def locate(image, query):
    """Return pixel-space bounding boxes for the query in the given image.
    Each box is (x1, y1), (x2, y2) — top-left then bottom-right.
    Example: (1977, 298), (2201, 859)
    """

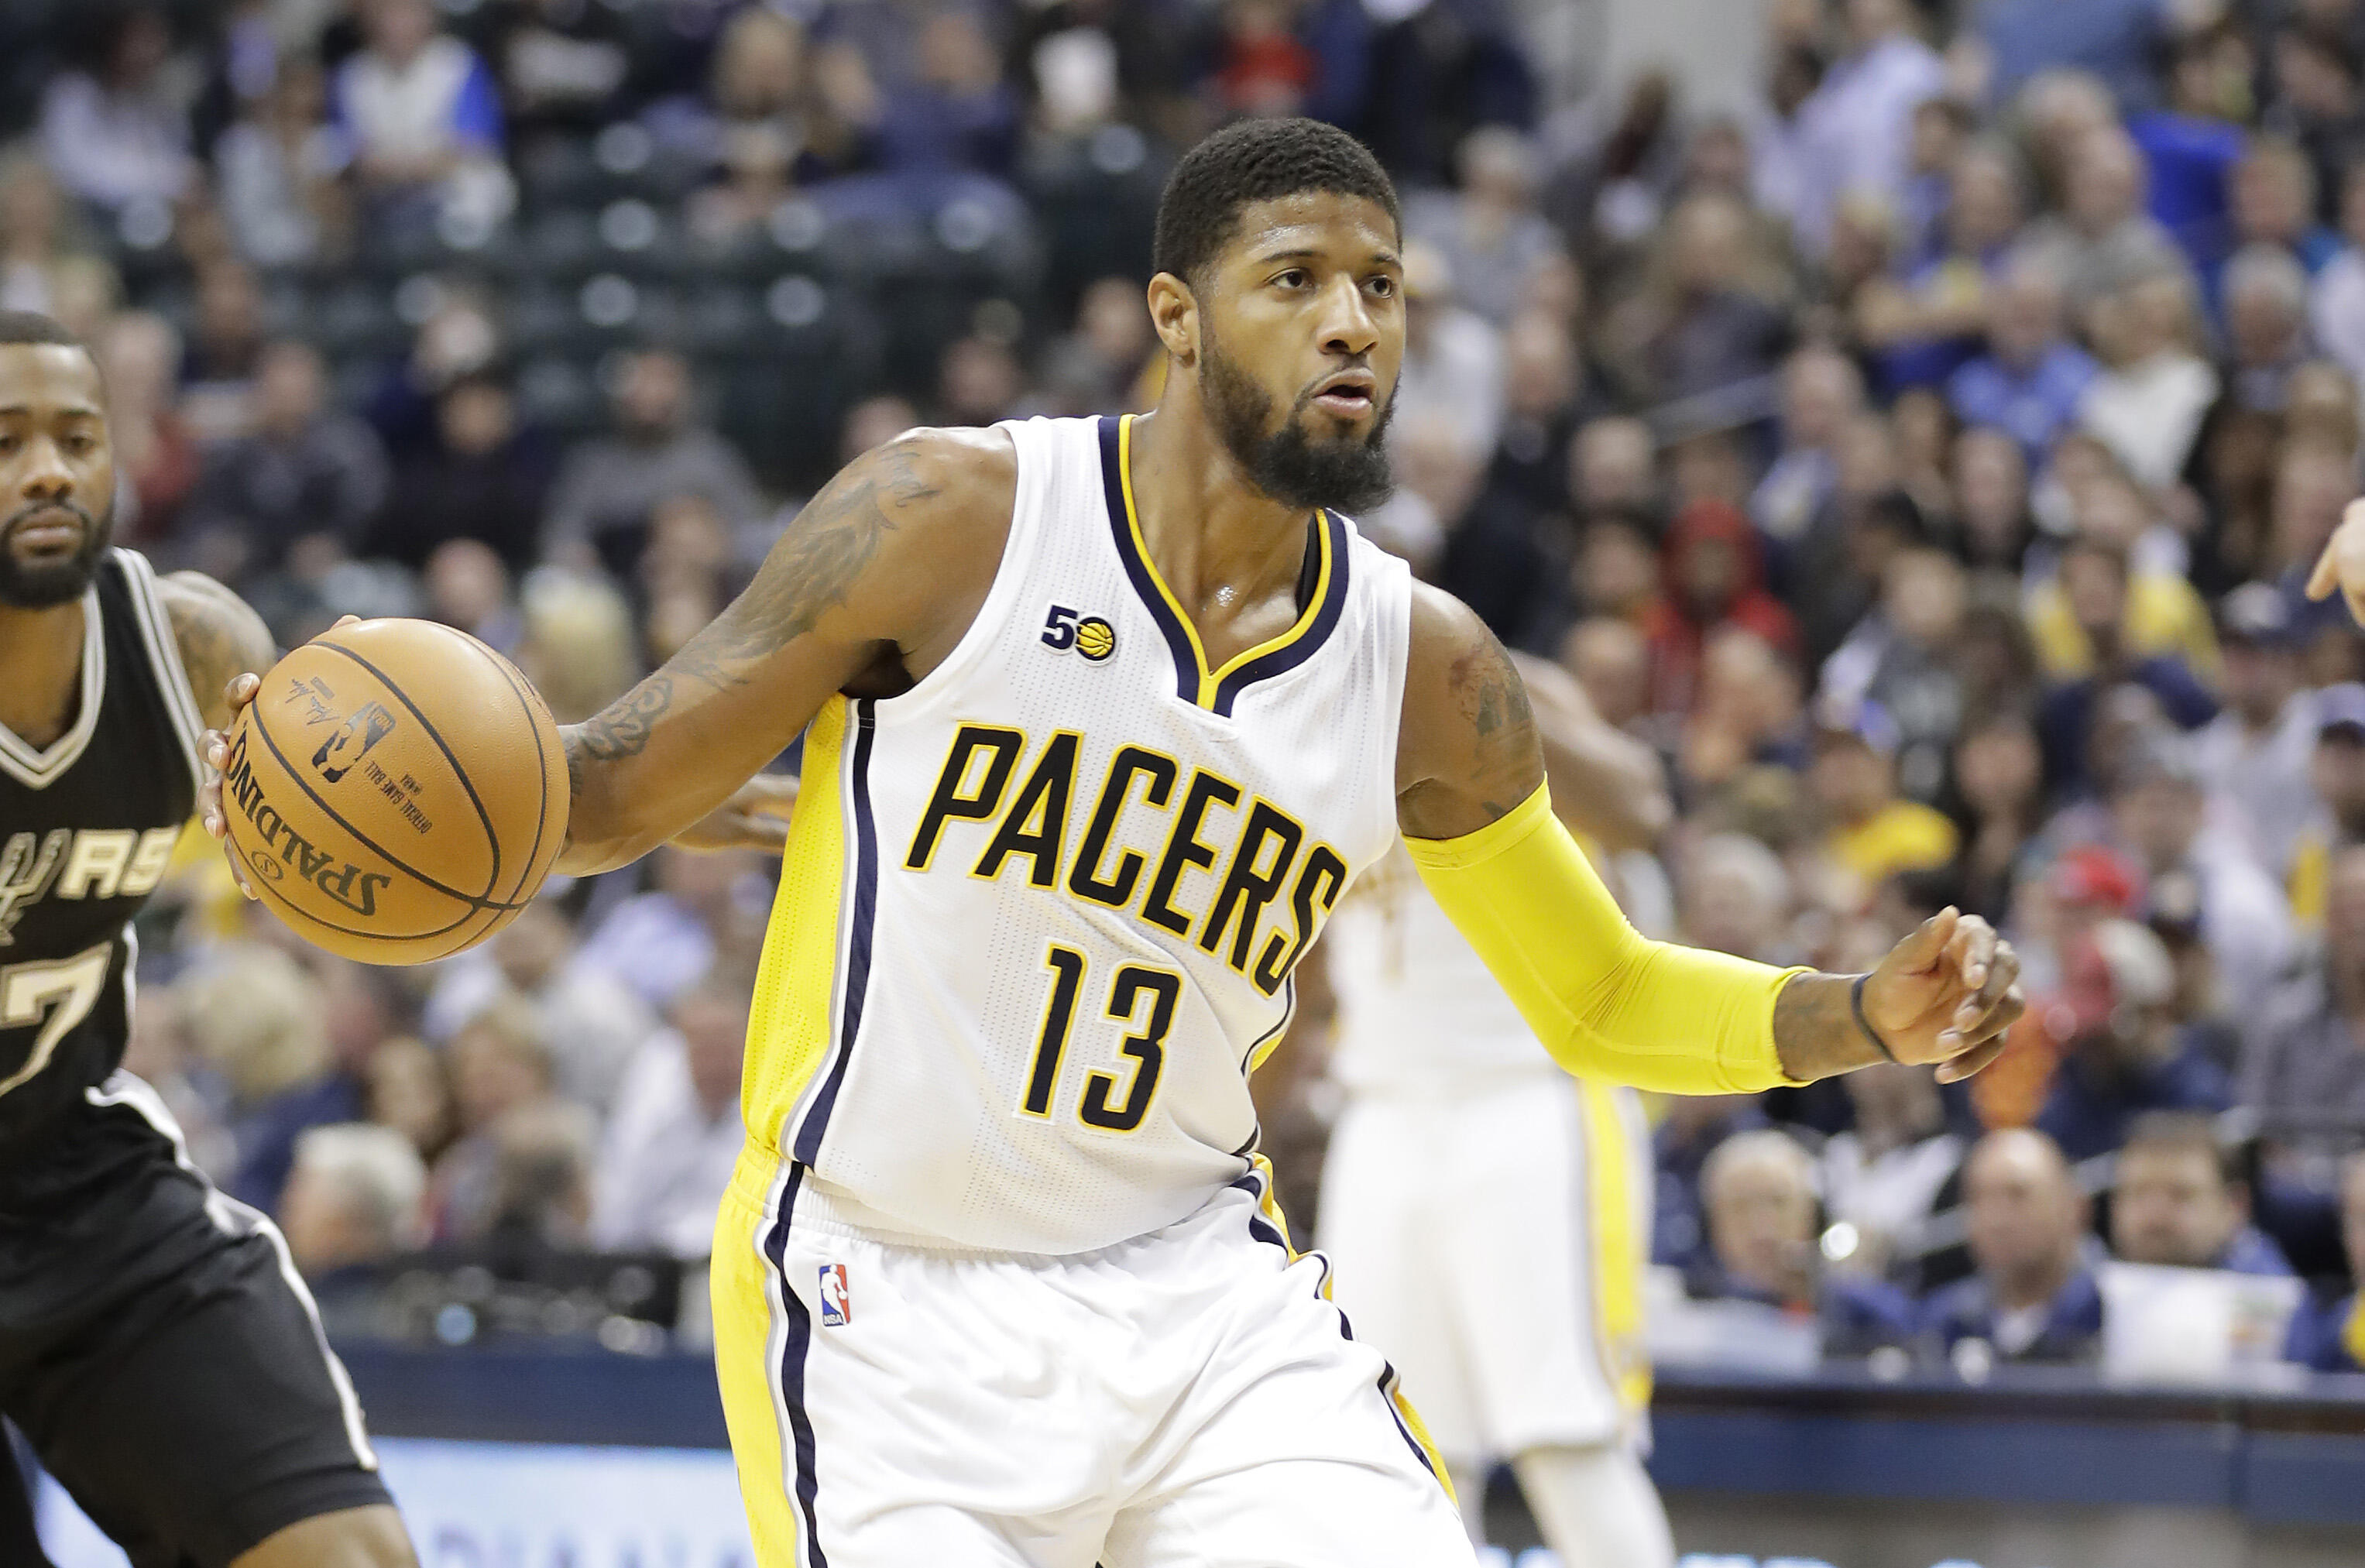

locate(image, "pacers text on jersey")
(904, 722), (1348, 996)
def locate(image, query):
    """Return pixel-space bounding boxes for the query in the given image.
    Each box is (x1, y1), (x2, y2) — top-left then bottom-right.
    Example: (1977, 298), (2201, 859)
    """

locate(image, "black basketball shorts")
(0, 1077), (392, 1568)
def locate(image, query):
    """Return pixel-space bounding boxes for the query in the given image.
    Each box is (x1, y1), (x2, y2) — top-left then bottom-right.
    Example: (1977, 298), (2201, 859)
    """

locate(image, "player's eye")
(1366, 276), (1398, 298)
(1274, 269), (1309, 290)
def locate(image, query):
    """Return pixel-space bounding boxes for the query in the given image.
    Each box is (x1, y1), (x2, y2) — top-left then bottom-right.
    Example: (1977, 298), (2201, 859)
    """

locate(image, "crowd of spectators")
(29, 0), (2365, 1375)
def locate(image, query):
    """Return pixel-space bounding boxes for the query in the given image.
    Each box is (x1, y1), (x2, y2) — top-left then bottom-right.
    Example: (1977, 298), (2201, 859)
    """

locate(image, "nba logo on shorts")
(818, 1264), (851, 1327)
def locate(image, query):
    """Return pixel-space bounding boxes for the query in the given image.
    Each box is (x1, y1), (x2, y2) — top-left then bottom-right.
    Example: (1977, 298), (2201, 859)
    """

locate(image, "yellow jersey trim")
(744, 696), (852, 1155)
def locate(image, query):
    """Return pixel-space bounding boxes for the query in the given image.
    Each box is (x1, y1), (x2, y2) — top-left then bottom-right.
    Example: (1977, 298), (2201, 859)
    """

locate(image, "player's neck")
(1126, 403), (1316, 620)
(0, 597), (88, 750)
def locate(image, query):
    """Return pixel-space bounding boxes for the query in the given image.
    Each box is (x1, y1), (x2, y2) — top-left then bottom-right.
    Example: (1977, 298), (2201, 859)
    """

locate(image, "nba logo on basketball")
(819, 1264), (851, 1327)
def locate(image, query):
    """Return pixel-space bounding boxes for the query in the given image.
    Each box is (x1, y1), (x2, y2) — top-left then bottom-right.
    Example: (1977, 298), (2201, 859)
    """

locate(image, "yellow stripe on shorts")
(712, 1148), (805, 1566)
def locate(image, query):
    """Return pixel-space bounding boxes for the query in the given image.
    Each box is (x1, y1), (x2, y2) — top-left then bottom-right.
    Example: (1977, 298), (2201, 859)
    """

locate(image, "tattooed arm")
(160, 571), (278, 732)
(557, 426), (1016, 874)
(1393, 585), (2023, 1086)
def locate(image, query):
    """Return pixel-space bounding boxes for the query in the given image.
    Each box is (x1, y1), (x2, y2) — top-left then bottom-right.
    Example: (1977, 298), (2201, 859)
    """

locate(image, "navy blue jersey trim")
(1210, 510), (1352, 717)
(1098, 416), (1202, 705)
(761, 1163), (830, 1567)
(793, 699), (878, 1166)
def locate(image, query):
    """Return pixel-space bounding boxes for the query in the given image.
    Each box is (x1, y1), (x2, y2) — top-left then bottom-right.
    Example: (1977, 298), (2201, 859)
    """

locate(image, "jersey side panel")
(744, 697), (852, 1156)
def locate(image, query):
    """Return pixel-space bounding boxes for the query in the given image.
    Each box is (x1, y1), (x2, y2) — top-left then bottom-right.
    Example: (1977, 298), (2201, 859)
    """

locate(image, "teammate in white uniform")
(1318, 659), (1677, 1566)
(203, 118), (2028, 1568)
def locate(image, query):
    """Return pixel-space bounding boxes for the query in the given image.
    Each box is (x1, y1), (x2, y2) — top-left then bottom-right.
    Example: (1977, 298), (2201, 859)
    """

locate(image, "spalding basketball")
(219, 619), (570, 965)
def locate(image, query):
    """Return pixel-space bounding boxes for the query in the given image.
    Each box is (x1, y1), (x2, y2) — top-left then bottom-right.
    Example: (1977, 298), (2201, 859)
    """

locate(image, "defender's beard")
(0, 499), (111, 609)
(1199, 328), (1395, 516)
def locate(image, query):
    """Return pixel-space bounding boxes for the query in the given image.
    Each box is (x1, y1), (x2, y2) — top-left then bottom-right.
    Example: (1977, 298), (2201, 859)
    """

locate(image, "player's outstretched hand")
(2305, 499), (2365, 626)
(1859, 908), (2024, 1083)
(671, 773), (799, 855)
(198, 669), (266, 899)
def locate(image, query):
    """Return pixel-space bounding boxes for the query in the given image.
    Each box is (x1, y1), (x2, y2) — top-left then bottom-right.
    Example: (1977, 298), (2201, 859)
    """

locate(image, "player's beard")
(0, 498), (112, 609)
(1200, 325), (1395, 515)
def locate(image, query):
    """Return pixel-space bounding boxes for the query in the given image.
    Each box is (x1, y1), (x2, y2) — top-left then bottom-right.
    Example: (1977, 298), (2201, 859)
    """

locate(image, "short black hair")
(2121, 1110), (2243, 1187)
(0, 312), (86, 351)
(1152, 118), (1400, 288)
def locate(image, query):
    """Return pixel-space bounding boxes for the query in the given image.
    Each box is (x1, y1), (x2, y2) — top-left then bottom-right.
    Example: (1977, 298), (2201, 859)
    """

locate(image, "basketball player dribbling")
(0, 314), (414, 1568)
(204, 118), (2026, 1567)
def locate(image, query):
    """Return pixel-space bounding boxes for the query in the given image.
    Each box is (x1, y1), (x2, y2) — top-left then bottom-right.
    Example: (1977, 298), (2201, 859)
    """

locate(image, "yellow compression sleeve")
(1405, 784), (1810, 1095)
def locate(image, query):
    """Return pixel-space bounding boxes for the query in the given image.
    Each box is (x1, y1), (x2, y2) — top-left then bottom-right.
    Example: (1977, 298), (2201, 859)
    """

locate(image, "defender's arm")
(1511, 650), (1670, 853)
(558, 427), (1014, 874)
(1393, 585), (2022, 1088)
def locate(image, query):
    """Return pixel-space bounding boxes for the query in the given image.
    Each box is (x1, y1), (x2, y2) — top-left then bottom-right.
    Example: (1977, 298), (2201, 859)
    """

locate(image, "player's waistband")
(726, 1142), (1241, 1264)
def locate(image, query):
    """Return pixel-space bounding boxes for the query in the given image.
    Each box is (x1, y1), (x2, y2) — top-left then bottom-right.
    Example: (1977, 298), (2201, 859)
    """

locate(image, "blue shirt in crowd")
(1919, 1253), (2107, 1364)
(2287, 1292), (2364, 1374)
(2034, 1029), (2233, 1163)
(1947, 344), (2099, 467)
(2215, 1224), (2298, 1277)
(2127, 112), (2243, 274)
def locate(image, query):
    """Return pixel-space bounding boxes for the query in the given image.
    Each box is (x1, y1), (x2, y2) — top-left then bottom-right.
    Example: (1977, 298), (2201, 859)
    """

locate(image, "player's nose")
(17, 436), (75, 499)
(1315, 276), (1379, 359)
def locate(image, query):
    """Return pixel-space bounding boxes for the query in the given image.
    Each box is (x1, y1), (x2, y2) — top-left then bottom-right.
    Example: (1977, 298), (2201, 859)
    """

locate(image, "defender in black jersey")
(0, 314), (413, 1566)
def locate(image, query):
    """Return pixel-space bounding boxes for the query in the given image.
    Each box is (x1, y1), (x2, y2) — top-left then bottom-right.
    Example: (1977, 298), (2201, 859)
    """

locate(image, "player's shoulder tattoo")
(667, 425), (1007, 694)
(566, 426), (1013, 791)
(158, 572), (276, 732)
(1396, 583), (1544, 838)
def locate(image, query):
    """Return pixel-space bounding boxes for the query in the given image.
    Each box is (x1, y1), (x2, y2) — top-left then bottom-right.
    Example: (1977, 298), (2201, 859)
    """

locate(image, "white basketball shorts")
(712, 1148), (1474, 1568)
(1316, 1074), (1653, 1467)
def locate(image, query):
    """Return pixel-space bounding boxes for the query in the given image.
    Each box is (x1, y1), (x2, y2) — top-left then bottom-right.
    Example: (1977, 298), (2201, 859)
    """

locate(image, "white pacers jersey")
(742, 413), (1413, 1253)
(1324, 844), (1557, 1092)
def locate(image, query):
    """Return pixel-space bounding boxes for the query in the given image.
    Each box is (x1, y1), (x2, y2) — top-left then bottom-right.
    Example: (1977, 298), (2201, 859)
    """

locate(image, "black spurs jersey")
(0, 548), (203, 1185)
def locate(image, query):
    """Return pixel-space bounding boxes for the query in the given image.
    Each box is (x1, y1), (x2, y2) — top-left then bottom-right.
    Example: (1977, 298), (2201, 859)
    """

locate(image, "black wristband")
(1850, 973), (1900, 1065)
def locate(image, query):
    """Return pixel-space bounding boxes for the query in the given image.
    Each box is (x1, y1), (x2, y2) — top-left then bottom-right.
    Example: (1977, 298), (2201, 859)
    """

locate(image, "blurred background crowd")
(29, 0), (2365, 1378)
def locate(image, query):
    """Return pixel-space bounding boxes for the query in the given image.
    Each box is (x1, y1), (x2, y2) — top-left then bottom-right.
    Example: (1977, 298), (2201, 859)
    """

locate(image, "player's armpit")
(558, 425), (1016, 875)
(1406, 785), (1810, 1096)
(159, 571), (277, 731)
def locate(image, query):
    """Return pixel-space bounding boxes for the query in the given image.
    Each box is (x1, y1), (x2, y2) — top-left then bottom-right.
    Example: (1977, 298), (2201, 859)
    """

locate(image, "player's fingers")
(1934, 1031), (2011, 1084)
(199, 729), (230, 837)
(2308, 536), (2343, 600)
(1947, 919), (2000, 1028)
(723, 812), (791, 853)
(743, 774), (801, 818)
(1888, 907), (1958, 975)
(224, 671), (260, 711)
(1953, 983), (2025, 1051)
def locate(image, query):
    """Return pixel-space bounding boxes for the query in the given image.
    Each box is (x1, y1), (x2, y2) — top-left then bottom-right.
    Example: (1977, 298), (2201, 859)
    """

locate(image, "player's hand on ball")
(198, 616), (358, 899)
(671, 773), (799, 854)
(1859, 908), (2024, 1083)
(199, 669), (266, 899)
(2305, 499), (2365, 626)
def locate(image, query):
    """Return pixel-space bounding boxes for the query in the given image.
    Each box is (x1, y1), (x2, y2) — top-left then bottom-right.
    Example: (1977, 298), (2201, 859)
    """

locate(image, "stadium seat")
(308, 283), (406, 362)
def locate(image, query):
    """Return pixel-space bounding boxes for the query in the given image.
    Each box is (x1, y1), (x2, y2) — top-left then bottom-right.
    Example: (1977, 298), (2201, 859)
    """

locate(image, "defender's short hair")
(1152, 118), (1400, 288)
(0, 312), (85, 351)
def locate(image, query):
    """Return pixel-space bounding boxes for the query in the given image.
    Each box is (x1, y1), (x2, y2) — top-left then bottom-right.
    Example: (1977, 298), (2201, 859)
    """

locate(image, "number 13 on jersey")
(1021, 944), (1179, 1133)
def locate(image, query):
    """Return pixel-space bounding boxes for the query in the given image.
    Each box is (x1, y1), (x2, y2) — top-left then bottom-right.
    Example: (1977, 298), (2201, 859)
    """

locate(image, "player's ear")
(1147, 272), (1198, 368)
